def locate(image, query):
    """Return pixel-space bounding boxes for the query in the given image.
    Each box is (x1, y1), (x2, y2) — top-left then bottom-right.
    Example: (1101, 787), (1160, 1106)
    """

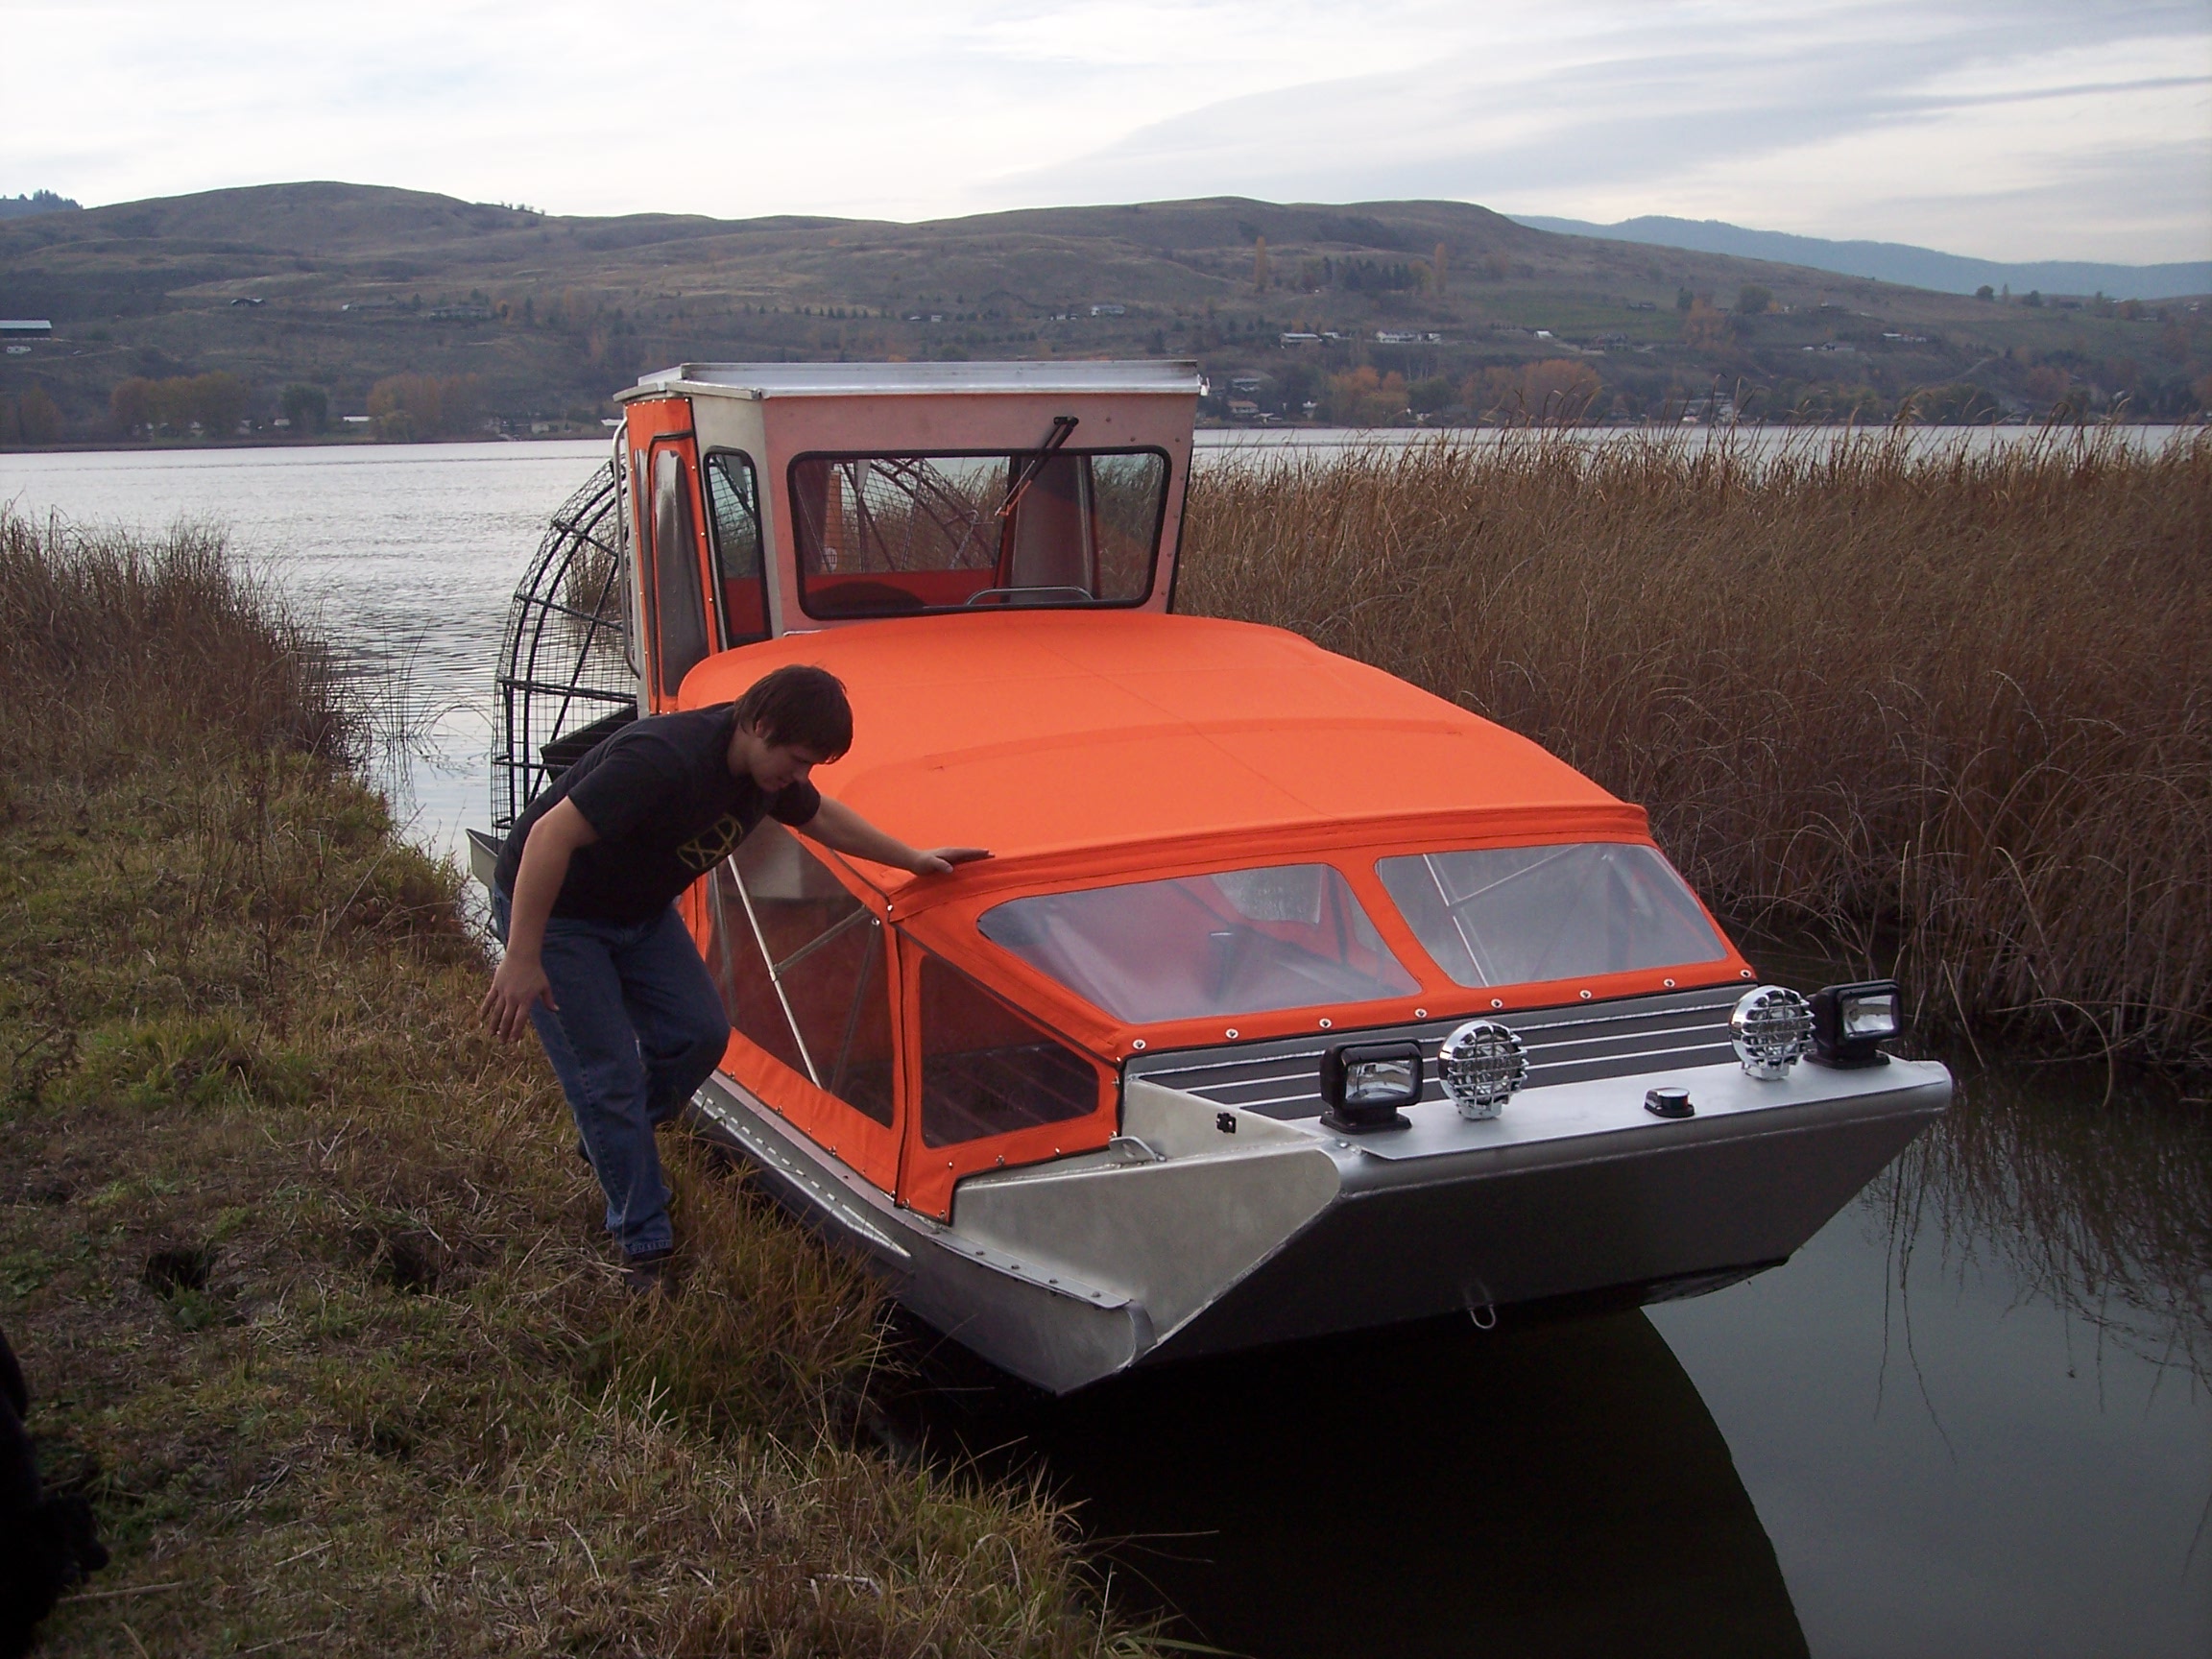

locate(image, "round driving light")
(1438, 1020), (1528, 1120)
(1731, 986), (1815, 1079)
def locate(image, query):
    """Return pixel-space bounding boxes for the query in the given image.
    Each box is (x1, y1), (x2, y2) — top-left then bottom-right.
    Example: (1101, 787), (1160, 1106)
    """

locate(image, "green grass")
(0, 510), (1160, 1656)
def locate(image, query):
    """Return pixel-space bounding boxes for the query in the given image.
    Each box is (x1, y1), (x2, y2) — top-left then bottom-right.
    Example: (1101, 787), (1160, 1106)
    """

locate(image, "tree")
(1253, 236), (1269, 293)
(16, 386), (61, 445)
(1907, 382), (1998, 424)
(1735, 283), (1771, 316)
(280, 383), (328, 434)
(1321, 366), (1409, 424)
(368, 373), (482, 440)
(2025, 364), (2077, 414)
(2023, 290), (2044, 307)
(188, 373), (250, 435)
(1681, 298), (1728, 349)
(110, 376), (154, 435)
(1975, 284), (1995, 301)
(1407, 374), (1456, 416)
(1675, 287), (1695, 313)
(1432, 242), (1448, 291)
(1521, 359), (1601, 421)
(1472, 360), (1602, 423)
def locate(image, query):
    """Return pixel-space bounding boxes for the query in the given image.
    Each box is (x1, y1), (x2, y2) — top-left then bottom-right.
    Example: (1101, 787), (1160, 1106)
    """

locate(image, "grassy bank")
(0, 511), (1152, 1656)
(1181, 428), (2212, 1067)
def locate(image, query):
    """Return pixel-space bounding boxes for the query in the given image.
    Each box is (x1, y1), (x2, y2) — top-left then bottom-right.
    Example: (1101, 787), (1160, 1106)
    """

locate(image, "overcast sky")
(7, 0), (2208, 262)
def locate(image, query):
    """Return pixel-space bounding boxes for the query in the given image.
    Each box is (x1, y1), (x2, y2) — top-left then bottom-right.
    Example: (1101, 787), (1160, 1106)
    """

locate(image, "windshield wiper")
(997, 415), (1079, 524)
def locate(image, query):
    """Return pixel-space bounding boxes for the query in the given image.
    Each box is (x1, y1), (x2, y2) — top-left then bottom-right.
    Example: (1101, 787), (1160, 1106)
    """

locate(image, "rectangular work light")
(1809, 980), (1902, 1068)
(1319, 1040), (1424, 1133)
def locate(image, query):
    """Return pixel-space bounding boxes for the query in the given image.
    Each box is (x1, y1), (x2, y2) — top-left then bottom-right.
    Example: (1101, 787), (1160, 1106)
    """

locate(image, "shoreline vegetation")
(0, 511), (1157, 1655)
(2, 423), (2205, 1647)
(4, 414), (2210, 459)
(1181, 425), (2212, 1069)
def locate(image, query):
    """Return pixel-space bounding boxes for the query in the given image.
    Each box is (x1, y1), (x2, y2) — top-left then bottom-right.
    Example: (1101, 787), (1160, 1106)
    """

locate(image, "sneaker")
(619, 1247), (673, 1294)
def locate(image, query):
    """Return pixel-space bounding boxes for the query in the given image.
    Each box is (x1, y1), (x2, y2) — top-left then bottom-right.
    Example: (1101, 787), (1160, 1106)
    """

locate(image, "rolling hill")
(1509, 214), (2212, 302)
(2, 181), (2205, 442)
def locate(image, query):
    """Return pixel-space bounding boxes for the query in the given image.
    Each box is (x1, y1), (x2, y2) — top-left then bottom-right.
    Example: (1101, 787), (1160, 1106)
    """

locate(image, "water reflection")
(1873, 1059), (2212, 1382)
(878, 1309), (1808, 1658)
(871, 1055), (2212, 1657)
(1651, 1057), (2211, 1658)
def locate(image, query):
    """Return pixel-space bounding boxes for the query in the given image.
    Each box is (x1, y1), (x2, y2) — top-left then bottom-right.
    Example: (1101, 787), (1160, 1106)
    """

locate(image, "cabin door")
(631, 423), (718, 709)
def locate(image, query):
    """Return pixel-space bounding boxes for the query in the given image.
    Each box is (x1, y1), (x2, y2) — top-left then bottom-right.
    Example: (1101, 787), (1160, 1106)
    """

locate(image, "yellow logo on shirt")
(676, 814), (750, 874)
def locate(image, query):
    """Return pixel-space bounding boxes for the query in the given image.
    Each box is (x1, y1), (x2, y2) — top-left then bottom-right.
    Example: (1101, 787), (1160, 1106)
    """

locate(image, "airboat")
(473, 361), (1948, 1393)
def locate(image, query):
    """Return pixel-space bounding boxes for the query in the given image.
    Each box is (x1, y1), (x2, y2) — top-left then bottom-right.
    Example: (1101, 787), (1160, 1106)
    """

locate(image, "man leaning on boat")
(479, 663), (988, 1289)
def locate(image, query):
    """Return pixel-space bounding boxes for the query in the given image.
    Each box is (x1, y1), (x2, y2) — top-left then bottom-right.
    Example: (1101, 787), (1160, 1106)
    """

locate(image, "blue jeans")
(493, 889), (730, 1259)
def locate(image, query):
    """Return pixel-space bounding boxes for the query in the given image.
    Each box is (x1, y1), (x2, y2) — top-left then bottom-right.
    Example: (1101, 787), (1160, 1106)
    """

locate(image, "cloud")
(978, 3), (2211, 259)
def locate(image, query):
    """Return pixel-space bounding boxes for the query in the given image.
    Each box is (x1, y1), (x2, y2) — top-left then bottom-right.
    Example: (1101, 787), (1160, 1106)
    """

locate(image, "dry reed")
(0, 510), (358, 773)
(1180, 428), (2212, 1066)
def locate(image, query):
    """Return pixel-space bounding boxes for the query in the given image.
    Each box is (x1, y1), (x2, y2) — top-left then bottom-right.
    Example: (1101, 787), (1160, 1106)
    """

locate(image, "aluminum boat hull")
(689, 1051), (1948, 1394)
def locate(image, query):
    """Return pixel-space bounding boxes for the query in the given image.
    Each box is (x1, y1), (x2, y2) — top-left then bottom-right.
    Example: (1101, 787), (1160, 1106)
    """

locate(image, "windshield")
(788, 448), (1167, 620)
(1375, 844), (1726, 988)
(977, 864), (1417, 1024)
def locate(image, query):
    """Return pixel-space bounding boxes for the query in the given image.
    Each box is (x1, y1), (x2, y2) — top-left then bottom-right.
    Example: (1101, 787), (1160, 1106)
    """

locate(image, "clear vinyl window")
(1375, 844), (1727, 988)
(703, 450), (768, 646)
(919, 951), (1100, 1147)
(977, 864), (1417, 1025)
(787, 447), (1167, 619)
(648, 447), (710, 695)
(705, 820), (895, 1125)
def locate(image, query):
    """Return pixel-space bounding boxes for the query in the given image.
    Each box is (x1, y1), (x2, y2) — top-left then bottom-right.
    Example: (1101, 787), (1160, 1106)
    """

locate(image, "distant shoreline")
(6, 416), (2205, 460)
(0, 431), (612, 456)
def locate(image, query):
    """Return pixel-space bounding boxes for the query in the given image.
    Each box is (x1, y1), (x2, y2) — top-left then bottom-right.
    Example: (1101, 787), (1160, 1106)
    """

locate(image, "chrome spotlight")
(1731, 986), (1815, 1079)
(1437, 1020), (1528, 1120)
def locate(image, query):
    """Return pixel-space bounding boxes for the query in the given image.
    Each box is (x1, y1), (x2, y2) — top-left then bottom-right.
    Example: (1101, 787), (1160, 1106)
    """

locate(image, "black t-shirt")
(493, 704), (822, 926)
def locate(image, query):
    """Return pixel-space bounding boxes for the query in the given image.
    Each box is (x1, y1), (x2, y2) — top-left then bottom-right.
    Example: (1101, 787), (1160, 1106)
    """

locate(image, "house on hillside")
(1, 320), (50, 355)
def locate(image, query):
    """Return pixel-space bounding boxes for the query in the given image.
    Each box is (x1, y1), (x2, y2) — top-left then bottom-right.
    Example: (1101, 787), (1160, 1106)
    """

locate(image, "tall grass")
(0, 512), (358, 772)
(0, 508), (1155, 1656)
(1181, 429), (2212, 1065)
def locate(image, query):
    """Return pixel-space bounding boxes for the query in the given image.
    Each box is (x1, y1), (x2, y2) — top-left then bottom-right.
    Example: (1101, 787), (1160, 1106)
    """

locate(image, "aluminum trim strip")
(1125, 986), (1745, 1120)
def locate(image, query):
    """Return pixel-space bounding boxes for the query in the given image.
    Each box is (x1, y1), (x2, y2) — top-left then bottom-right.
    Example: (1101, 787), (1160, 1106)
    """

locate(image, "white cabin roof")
(620, 359), (1204, 402)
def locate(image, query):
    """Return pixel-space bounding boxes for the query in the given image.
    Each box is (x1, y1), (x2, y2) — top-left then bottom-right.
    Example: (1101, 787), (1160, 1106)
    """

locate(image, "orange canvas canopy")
(680, 612), (1749, 1068)
(682, 610), (1645, 902)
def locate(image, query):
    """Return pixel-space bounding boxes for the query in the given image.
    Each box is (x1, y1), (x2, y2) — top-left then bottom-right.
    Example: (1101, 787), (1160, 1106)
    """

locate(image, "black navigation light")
(1320, 1040), (1423, 1133)
(1644, 1086), (1695, 1119)
(1809, 979), (1902, 1068)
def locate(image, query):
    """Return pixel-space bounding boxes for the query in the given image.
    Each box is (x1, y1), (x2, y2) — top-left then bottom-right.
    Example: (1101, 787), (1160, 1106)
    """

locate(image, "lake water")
(1, 439), (608, 868)
(3, 438), (2206, 1656)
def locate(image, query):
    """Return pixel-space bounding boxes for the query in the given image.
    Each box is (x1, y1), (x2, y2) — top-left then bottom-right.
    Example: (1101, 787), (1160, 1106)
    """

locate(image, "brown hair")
(733, 663), (853, 758)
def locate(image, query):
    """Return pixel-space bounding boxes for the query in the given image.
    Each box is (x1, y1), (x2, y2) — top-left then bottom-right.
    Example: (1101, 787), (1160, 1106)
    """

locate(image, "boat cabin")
(620, 359), (1195, 681)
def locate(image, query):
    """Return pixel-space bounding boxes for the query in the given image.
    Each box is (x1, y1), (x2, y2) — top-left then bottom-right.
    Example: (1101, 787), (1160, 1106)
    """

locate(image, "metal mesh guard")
(490, 462), (638, 831)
